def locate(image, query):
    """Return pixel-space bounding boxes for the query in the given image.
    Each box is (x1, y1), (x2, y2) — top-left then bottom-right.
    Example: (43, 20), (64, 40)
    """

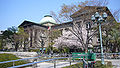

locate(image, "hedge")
(62, 61), (113, 68)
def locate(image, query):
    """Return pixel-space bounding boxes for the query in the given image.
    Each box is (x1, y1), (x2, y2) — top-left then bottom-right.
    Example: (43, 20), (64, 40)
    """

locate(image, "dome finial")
(44, 15), (52, 17)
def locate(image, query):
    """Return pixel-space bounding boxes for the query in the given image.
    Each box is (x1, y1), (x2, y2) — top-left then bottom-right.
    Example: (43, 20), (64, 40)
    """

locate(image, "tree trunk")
(112, 44), (117, 53)
(23, 41), (27, 52)
(15, 42), (19, 51)
(84, 47), (88, 53)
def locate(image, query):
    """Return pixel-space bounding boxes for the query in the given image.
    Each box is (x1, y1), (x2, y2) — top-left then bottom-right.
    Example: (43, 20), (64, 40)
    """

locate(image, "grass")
(0, 53), (27, 68)
(95, 61), (113, 68)
(62, 61), (113, 68)
(62, 62), (83, 68)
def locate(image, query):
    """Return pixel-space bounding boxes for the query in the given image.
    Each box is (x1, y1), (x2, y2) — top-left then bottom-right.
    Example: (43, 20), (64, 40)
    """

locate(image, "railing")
(2, 53), (119, 68)
(0, 54), (55, 67)
(0, 56), (41, 67)
(96, 53), (120, 59)
(0, 54), (90, 68)
(7, 57), (70, 68)
(6, 54), (88, 68)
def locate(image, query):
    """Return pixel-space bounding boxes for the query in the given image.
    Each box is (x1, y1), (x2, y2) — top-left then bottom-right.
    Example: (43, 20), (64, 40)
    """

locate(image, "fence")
(1, 53), (120, 68)
(8, 57), (70, 68)
(96, 53), (120, 59)
(0, 56), (41, 67)
(0, 54), (88, 68)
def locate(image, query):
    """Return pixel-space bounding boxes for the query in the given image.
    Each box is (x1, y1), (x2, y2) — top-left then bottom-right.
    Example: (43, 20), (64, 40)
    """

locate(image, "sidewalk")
(26, 61), (78, 68)
(96, 59), (120, 68)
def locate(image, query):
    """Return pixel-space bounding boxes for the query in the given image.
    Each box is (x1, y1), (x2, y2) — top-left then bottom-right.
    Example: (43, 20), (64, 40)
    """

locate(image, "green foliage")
(53, 47), (59, 53)
(49, 30), (62, 40)
(12, 27), (29, 51)
(62, 61), (113, 68)
(2, 26), (17, 40)
(44, 30), (62, 54)
(58, 46), (70, 54)
(0, 53), (27, 68)
(2, 30), (14, 39)
(45, 45), (59, 54)
(0, 39), (2, 50)
(102, 22), (120, 52)
(57, 58), (68, 60)
(48, 42), (55, 46)
(1, 26), (29, 51)
(7, 26), (18, 33)
(28, 49), (40, 52)
(94, 61), (113, 68)
(109, 29), (120, 43)
(45, 45), (52, 54)
(62, 62), (83, 68)
(15, 27), (29, 43)
(0, 26), (18, 51)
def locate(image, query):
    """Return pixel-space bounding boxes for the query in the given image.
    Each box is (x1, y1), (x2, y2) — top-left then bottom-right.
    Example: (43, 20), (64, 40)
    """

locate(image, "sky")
(0, 0), (120, 30)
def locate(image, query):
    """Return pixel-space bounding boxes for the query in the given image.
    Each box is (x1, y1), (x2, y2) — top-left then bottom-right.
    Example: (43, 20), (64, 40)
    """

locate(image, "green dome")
(40, 15), (57, 25)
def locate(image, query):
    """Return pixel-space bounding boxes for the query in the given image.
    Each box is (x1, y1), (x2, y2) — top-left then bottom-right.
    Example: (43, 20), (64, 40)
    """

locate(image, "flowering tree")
(53, 20), (98, 52)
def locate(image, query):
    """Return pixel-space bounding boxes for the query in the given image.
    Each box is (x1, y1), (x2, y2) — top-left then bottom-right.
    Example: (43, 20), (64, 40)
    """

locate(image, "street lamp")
(91, 12), (107, 64)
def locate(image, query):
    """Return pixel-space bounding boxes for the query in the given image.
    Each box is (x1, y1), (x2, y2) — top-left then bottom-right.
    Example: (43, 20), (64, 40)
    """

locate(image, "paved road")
(108, 59), (120, 68)
(37, 62), (77, 68)
(25, 59), (120, 68)
(26, 61), (78, 68)
(96, 59), (120, 68)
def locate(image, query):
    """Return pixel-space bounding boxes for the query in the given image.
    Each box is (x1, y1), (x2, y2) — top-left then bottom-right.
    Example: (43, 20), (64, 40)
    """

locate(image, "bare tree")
(69, 20), (98, 52)
(51, 0), (120, 53)
(53, 20), (98, 52)
(51, 0), (109, 23)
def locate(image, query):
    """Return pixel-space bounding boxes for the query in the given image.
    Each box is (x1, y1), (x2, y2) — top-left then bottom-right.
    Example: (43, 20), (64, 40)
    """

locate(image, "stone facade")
(19, 6), (115, 52)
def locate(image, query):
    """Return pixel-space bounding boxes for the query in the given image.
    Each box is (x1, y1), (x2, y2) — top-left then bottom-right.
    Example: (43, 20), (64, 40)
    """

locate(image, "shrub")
(62, 62), (83, 68)
(62, 61), (113, 68)
(28, 49), (40, 52)
(0, 53), (27, 68)
(94, 61), (113, 68)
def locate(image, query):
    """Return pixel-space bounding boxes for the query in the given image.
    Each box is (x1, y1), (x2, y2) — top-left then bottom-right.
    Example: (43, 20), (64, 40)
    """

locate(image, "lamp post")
(91, 12), (107, 64)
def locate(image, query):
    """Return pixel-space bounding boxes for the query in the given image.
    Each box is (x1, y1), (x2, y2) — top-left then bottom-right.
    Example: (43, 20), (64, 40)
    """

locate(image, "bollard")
(32, 59), (38, 68)
(69, 57), (71, 65)
(35, 59), (38, 67)
(83, 59), (85, 68)
(83, 59), (88, 68)
(13, 61), (14, 66)
(54, 60), (56, 68)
